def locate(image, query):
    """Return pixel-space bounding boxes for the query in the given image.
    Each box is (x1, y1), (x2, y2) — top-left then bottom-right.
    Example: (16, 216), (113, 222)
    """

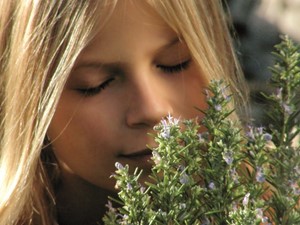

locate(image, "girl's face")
(48, 1), (207, 192)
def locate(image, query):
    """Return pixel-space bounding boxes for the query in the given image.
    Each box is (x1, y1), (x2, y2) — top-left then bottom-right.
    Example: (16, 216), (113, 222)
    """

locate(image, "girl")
(0, 0), (248, 224)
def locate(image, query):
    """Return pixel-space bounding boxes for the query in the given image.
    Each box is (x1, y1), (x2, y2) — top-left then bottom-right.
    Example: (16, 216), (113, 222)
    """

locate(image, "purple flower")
(242, 193), (250, 206)
(282, 103), (292, 115)
(160, 113), (180, 139)
(166, 113), (180, 126)
(152, 151), (161, 164)
(247, 126), (272, 142)
(223, 151), (233, 165)
(214, 104), (222, 111)
(256, 208), (270, 224)
(161, 119), (171, 139)
(221, 87), (231, 101)
(257, 126), (264, 135)
(256, 167), (266, 183)
(208, 182), (215, 190)
(105, 201), (116, 213)
(180, 173), (189, 184)
(263, 133), (272, 141)
(115, 162), (124, 170)
(246, 126), (255, 141)
(126, 183), (133, 191)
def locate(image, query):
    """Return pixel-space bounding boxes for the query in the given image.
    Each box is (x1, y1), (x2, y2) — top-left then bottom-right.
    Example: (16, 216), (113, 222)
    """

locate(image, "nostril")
(124, 76), (174, 128)
(125, 106), (174, 128)
(125, 98), (174, 128)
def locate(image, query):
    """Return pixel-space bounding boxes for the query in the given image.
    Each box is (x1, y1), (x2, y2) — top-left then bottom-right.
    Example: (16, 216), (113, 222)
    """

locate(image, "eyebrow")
(159, 36), (181, 50)
(74, 36), (182, 71)
(73, 62), (127, 78)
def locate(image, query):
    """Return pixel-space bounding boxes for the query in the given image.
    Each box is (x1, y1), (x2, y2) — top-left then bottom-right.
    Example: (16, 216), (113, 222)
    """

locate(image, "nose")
(125, 76), (173, 128)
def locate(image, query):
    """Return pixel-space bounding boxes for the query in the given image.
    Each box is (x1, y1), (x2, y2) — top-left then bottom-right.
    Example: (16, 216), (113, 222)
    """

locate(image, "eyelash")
(76, 78), (115, 96)
(76, 60), (191, 97)
(157, 59), (191, 73)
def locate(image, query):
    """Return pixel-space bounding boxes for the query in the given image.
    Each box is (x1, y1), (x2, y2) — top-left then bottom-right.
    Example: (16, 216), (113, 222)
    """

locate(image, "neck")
(55, 171), (117, 225)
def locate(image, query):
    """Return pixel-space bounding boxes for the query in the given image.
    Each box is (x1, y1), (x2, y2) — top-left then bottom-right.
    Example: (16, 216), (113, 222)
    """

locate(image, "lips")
(118, 148), (153, 171)
(119, 148), (152, 159)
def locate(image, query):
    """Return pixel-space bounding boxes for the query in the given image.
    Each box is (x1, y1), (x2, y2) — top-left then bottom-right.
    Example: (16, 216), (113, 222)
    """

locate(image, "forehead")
(98, 1), (170, 32)
(78, 1), (178, 62)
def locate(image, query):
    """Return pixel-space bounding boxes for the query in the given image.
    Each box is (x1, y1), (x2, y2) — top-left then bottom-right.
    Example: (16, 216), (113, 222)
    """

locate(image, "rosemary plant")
(103, 36), (300, 225)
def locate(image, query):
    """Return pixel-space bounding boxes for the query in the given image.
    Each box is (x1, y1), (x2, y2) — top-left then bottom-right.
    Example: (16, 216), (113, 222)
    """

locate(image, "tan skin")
(48, 1), (208, 224)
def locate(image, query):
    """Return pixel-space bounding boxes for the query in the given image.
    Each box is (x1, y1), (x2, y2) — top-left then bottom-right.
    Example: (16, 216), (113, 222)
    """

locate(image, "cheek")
(46, 94), (120, 187)
(48, 92), (120, 147)
(174, 67), (208, 118)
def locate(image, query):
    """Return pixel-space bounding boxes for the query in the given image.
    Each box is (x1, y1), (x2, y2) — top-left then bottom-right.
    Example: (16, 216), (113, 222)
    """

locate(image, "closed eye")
(76, 77), (115, 96)
(156, 59), (191, 74)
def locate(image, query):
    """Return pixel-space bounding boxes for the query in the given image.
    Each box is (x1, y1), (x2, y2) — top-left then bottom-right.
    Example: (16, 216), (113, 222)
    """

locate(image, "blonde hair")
(0, 1), (247, 224)
(148, 0), (248, 117)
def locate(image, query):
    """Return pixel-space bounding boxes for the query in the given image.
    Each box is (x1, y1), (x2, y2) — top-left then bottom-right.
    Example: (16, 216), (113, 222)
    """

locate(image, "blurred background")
(226, 0), (300, 125)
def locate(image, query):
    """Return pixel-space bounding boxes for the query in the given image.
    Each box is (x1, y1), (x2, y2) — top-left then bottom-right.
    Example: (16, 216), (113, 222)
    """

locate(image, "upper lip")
(119, 148), (152, 158)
